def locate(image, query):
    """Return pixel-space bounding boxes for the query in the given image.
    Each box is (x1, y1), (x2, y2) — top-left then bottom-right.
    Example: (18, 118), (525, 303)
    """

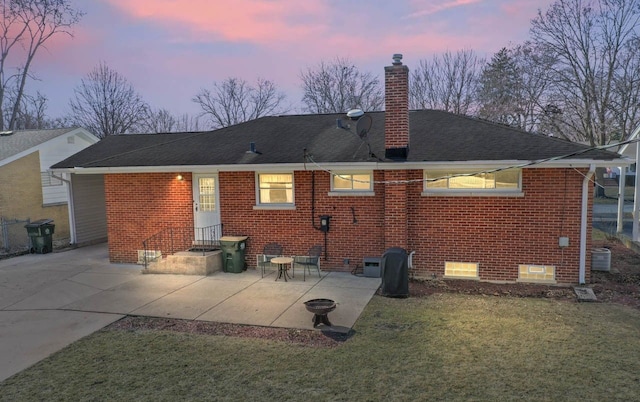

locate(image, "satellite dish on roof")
(346, 109), (364, 120)
(355, 114), (372, 139)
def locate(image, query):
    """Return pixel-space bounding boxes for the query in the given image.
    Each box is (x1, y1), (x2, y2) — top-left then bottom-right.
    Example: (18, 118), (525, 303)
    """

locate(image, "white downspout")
(579, 164), (596, 284)
(50, 172), (76, 245)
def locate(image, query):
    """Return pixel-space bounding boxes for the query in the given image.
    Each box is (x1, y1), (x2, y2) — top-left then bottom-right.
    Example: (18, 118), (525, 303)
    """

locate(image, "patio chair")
(260, 242), (283, 277)
(293, 245), (322, 281)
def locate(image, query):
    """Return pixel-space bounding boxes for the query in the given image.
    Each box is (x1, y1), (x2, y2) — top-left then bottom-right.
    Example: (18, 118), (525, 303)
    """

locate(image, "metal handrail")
(142, 224), (223, 268)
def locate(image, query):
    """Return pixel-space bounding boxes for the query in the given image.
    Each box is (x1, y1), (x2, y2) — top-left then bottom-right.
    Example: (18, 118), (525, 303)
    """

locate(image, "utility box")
(592, 248), (611, 272)
(363, 257), (382, 278)
(219, 236), (248, 273)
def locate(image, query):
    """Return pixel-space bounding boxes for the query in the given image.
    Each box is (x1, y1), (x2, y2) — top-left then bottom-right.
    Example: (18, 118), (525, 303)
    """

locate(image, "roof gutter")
(579, 164), (596, 284)
(49, 158), (631, 175)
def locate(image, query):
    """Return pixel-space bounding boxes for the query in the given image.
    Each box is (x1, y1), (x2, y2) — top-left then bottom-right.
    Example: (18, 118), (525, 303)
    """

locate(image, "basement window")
(518, 265), (556, 283)
(444, 262), (479, 279)
(329, 171), (374, 195)
(255, 173), (294, 209)
(423, 168), (522, 196)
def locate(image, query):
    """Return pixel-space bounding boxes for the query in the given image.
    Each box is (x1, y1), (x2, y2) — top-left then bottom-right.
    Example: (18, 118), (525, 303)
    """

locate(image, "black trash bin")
(380, 247), (409, 298)
(25, 219), (55, 254)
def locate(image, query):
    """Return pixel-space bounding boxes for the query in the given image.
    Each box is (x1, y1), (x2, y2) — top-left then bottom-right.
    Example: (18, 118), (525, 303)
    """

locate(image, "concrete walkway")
(0, 244), (381, 382)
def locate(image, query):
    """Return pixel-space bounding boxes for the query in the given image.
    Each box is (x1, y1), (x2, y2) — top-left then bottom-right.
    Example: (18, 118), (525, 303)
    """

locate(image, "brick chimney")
(384, 53), (409, 160)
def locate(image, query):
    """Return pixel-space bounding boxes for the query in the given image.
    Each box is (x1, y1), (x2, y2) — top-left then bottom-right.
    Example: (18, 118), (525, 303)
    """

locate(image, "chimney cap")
(392, 54), (403, 65)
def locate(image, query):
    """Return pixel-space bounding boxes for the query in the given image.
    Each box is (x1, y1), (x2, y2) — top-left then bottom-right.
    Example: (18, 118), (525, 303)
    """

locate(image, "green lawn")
(2, 295), (640, 401)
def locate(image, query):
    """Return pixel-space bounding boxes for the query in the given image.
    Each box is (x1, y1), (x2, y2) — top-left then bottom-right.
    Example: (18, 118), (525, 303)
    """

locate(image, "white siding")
(40, 129), (98, 205)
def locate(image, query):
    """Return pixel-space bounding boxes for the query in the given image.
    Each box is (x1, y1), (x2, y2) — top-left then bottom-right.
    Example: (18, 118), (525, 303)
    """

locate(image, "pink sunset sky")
(29, 0), (555, 121)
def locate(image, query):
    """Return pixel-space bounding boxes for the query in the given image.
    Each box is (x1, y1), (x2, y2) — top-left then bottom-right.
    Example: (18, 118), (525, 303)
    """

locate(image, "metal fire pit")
(304, 298), (336, 327)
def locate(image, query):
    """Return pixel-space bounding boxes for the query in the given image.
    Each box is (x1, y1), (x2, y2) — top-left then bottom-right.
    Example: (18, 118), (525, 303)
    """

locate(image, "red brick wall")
(406, 168), (591, 283)
(383, 170), (408, 250)
(104, 168), (592, 284)
(219, 170), (385, 269)
(105, 173), (193, 263)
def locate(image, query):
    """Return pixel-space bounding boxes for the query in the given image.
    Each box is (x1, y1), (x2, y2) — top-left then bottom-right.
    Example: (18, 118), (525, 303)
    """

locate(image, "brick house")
(0, 127), (99, 251)
(52, 55), (626, 284)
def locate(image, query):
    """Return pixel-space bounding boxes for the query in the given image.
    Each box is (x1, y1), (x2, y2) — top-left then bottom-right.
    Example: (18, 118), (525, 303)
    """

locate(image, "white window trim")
(422, 169), (522, 196)
(255, 172), (295, 208)
(422, 190), (524, 197)
(329, 171), (374, 195)
(329, 191), (376, 197)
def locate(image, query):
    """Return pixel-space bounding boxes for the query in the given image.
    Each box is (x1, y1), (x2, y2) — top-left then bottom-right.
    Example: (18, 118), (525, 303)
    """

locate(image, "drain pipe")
(50, 172), (76, 244)
(579, 164), (596, 284)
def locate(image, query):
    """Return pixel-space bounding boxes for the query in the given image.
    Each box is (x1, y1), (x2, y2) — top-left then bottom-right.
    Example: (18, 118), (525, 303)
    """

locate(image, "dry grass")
(1, 295), (640, 401)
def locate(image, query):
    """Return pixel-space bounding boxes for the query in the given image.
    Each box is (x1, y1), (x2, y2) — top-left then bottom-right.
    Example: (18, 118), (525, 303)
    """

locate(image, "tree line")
(1, 0), (639, 147)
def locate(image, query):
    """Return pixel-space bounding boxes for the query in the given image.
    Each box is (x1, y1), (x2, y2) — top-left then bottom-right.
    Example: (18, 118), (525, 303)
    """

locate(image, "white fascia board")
(48, 158), (631, 175)
(67, 127), (100, 144)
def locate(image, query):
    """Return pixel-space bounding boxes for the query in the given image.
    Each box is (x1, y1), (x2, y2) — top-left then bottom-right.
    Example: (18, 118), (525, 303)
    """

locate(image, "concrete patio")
(0, 243), (381, 381)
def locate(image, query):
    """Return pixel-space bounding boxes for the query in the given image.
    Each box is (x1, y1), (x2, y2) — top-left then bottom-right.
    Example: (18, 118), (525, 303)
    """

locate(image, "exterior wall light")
(176, 174), (184, 181)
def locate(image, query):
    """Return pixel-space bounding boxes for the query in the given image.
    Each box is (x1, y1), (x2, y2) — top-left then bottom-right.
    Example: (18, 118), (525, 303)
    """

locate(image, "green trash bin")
(219, 236), (248, 273)
(25, 219), (55, 254)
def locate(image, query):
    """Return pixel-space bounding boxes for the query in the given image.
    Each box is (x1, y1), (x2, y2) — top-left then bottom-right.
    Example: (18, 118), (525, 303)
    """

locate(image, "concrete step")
(143, 250), (223, 275)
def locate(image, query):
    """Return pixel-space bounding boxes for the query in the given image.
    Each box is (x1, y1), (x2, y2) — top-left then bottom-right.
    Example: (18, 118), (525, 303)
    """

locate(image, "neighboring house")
(0, 127), (100, 251)
(51, 55), (628, 284)
(612, 124), (640, 240)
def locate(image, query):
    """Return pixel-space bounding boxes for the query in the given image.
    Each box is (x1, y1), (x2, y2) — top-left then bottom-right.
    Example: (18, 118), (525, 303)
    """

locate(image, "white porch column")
(634, 141), (640, 241)
(617, 166), (626, 233)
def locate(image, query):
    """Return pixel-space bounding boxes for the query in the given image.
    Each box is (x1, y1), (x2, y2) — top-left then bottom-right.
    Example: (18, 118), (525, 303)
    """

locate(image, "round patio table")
(271, 256), (293, 282)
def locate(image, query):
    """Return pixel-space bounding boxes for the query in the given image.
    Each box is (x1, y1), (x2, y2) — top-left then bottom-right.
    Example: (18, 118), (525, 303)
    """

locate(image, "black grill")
(380, 247), (409, 298)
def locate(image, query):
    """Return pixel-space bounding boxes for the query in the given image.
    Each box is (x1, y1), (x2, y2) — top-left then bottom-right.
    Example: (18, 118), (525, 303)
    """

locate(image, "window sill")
(253, 205), (296, 211)
(422, 191), (524, 197)
(443, 275), (480, 280)
(516, 278), (557, 284)
(328, 191), (375, 197)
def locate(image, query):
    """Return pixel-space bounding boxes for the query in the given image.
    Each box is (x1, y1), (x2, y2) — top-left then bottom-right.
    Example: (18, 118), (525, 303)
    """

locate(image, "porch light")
(176, 174), (184, 181)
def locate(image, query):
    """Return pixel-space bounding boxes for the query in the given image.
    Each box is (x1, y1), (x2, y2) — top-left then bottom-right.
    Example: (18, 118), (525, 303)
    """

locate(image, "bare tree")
(410, 49), (483, 115)
(300, 57), (383, 113)
(11, 90), (48, 129)
(174, 113), (201, 132)
(143, 108), (177, 133)
(142, 108), (202, 133)
(0, 0), (83, 130)
(68, 62), (149, 138)
(193, 77), (287, 129)
(610, 38), (640, 144)
(530, 0), (640, 145)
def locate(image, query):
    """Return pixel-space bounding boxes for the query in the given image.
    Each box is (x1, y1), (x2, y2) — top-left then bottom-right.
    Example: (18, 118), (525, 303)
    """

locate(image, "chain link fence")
(0, 218), (30, 257)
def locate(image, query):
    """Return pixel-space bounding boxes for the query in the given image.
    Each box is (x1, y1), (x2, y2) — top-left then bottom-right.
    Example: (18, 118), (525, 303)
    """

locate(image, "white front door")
(193, 174), (221, 243)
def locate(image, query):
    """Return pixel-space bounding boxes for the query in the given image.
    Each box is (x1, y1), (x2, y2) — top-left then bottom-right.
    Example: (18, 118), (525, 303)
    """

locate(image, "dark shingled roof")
(52, 110), (619, 169)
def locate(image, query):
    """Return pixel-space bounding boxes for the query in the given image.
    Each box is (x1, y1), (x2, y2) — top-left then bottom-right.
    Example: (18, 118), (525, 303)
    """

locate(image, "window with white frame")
(257, 173), (294, 205)
(424, 169), (520, 191)
(331, 172), (373, 192)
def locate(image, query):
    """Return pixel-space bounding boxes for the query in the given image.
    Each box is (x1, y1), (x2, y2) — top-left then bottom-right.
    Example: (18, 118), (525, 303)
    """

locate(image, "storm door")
(192, 174), (221, 246)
